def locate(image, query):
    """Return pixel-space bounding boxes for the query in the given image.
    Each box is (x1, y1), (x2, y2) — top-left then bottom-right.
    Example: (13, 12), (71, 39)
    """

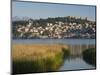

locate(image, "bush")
(82, 48), (96, 67)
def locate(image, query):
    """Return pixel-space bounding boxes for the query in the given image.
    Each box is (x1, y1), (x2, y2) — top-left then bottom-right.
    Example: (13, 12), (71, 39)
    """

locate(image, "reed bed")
(12, 44), (69, 74)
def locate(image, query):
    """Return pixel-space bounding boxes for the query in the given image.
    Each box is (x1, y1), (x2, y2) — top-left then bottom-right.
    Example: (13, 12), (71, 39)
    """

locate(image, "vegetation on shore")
(12, 44), (70, 74)
(82, 48), (96, 67)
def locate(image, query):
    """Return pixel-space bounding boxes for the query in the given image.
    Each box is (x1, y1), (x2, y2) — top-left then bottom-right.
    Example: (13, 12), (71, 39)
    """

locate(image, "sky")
(12, 1), (96, 21)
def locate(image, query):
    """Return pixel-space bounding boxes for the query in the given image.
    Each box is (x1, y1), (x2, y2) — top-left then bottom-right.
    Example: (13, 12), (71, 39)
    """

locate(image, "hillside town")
(12, 16), (96, 39)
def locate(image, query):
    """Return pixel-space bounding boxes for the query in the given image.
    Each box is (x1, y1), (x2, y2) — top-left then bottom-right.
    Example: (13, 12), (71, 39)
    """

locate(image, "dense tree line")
(12, 16), (95, 26)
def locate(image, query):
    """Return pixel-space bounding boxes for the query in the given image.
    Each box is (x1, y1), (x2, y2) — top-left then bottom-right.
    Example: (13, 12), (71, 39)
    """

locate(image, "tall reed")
(12, 44), (70, 74)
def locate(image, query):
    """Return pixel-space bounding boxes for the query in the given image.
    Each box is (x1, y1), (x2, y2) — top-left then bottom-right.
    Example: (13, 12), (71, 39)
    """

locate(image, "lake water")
(12, 39), (96, 71)
(12, 39), (95, 45)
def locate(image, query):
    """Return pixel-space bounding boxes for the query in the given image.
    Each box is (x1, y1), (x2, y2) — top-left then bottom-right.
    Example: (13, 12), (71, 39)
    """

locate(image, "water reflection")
(67, 44), (95, 56)
(59, 44), (95, 71)
(60, 57), (95, 71)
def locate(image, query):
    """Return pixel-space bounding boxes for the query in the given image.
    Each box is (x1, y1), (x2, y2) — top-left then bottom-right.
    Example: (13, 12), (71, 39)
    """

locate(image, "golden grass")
(12, 44), (68, 61)
(12, 44), (69, 74)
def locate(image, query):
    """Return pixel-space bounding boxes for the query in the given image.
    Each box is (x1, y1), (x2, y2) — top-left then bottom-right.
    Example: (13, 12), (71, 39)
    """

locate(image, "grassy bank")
(82, 48), (96, 67)
(12, 44), (70, 74)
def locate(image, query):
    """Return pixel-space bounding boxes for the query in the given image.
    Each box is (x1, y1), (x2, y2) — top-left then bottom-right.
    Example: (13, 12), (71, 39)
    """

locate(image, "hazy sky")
(12, 1), (96, 21)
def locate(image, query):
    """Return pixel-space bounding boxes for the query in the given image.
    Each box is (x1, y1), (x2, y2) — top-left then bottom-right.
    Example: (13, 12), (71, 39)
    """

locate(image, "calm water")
(12, 39), (95, 45)
(59, 57), (95, 71)
(12, 39), (96, 71)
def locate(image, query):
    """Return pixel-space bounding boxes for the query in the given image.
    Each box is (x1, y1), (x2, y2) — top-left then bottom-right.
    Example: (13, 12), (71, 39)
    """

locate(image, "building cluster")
(13, 17), (96, 39)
